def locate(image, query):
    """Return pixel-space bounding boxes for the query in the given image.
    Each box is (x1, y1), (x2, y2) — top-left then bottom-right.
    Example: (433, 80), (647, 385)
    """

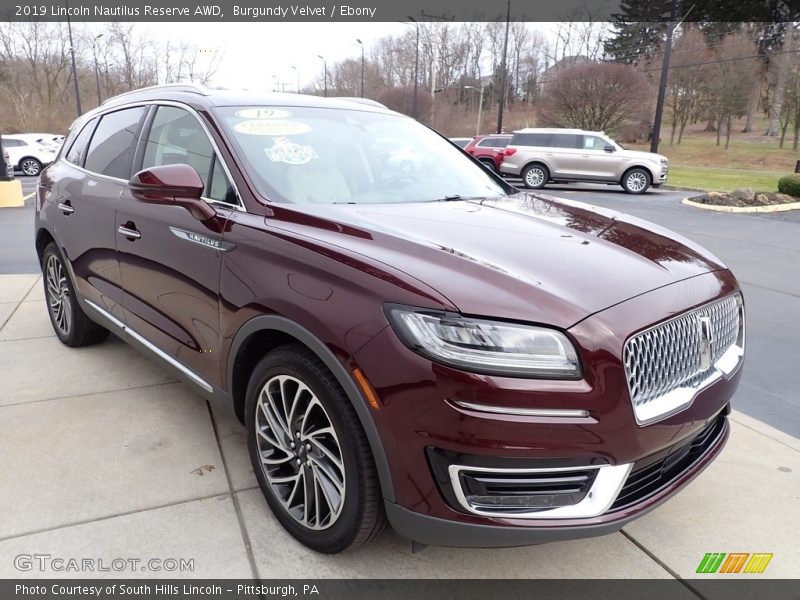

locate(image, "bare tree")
(665, 28), (710, 146)
(538, 61), (653, 135)
(707, 33), (759, 148)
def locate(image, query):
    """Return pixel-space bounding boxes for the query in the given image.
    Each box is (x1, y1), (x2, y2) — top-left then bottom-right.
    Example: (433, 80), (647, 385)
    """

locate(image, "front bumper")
(386, 412), (729, 547)
(352, 270), (741, 546)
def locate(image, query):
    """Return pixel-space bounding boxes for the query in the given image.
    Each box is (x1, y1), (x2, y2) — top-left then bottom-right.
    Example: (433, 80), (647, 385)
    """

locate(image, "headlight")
(385, 306), (581, 379)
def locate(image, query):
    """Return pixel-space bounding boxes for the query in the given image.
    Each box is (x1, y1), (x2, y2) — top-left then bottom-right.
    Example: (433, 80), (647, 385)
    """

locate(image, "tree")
(538, 62), (653, 135)
(603, 0), (673, 64)
(706, 33), (759, 148)
(664, 28), (710, 145)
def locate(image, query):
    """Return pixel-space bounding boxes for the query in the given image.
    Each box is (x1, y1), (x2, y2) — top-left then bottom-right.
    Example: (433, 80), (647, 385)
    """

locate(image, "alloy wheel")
(626, 171), (648, 192)
(254, 375), (346, 530)
(525, 167), (545, 187)
(21, 159), (40, 176)
(45, 254), (72, 336)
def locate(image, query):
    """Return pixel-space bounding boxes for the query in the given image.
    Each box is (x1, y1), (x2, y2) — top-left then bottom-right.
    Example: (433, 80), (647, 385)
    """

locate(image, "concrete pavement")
(0, 274), (797, 583)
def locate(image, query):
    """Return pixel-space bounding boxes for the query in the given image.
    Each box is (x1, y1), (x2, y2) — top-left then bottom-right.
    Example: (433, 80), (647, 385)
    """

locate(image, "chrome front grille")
(623, 294), (744, 424)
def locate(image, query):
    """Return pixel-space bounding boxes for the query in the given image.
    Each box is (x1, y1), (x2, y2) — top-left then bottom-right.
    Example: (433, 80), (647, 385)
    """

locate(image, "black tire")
(42, 242), (109, 347)
(521, 163), (548, 189)
(245, 343), (387, 553)
(19, 157), (42, 177)
(621, 167), (651, 194)
(479, 158), (496, 172)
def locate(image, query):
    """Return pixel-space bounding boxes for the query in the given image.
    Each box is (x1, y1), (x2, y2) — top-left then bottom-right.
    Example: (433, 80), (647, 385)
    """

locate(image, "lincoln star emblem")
(698, 316), (714, 371)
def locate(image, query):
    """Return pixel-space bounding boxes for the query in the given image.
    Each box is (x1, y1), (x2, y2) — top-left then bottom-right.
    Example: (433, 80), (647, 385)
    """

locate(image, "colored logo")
(696, 552), (773, 574)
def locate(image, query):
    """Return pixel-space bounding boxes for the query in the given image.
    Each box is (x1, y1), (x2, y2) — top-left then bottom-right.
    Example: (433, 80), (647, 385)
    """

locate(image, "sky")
(142, 22), (414, 90)
(134, 22), (560, 91)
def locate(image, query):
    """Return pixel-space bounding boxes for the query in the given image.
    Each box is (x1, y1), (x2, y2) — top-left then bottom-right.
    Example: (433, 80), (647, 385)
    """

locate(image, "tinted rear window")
(84, 107), (146, 179)
(511, 133), (551, 147)
(477, 137), (511, 148)
(551, 134), (583, 149)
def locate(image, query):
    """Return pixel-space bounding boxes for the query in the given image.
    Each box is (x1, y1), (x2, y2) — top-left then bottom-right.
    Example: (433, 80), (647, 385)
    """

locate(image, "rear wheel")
(245, 344), (386, 553)
(521, 163), (548, 189)
(20, 158), (42, 177)
(479, 158), (496, 172)
(621, 168), (651, 194)
(42, 243), (109, 347)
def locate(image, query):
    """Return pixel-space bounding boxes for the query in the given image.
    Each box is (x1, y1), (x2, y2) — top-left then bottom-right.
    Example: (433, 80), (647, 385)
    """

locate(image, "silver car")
(500, 128), (668, 194)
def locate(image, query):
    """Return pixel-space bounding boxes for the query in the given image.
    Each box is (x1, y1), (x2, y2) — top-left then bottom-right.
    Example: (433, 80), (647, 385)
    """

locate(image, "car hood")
(616, 148), (667, 163)
(272, 192), (726, 328)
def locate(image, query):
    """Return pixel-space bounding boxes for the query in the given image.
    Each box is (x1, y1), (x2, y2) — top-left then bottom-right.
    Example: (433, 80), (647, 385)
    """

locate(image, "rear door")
(546, 133), (583, 177)
(116, 104), (240, 391)
(51, 106), (147, 318)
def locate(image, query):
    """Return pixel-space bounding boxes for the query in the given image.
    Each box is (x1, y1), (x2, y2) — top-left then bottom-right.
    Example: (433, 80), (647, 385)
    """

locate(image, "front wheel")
(521, 163), (548, 189)
(621, 168), (651, 194)
(42, 243), (109, 347)
(245, 344), (386, 553)
(20, 158), (42, 177)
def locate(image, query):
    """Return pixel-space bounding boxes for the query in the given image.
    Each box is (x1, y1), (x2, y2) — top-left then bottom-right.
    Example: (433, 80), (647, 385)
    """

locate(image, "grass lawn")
(667, 166), (785, 192)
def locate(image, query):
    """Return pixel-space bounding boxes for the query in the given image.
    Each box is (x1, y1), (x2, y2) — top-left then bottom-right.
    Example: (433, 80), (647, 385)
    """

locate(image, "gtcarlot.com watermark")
(14, 553), (194, 573)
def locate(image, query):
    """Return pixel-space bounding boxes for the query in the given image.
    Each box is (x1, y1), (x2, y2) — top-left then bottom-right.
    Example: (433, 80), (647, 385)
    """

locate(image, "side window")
(142, 105), (235, 204)
(583, 136), (605, 150)
(476, 139), (496, 148)
(65, 120), (96, 165)
(3, 139), (23, 147)
(84, 107), (145, 179)
(512, 133), (551, 147)
(553, 134), (582, 149)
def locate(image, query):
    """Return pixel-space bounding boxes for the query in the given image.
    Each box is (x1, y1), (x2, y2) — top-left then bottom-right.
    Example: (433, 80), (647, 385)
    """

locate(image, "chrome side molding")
(84, 299), (213, 393)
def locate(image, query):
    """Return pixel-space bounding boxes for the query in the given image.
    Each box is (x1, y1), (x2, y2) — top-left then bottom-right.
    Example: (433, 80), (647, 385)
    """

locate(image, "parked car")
(35, 84), (743, 553)
(2, 135), (58, 176)
(463, 134), (512, 172)
(15, 133), (66, 149)
(449, 137), (472, 148)
(500, 128), (668, 193)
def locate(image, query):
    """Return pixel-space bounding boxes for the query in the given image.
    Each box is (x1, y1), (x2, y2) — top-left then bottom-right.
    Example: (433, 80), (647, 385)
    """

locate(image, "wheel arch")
(35, 227), (55, 266)
(621, 164), (654, 184)
(227, 314), (396, 502)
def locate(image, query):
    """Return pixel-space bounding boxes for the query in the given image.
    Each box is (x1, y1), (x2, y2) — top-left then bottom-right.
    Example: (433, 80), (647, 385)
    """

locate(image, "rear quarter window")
(511, 133), (552, 147)
(65, 119), (97, 166)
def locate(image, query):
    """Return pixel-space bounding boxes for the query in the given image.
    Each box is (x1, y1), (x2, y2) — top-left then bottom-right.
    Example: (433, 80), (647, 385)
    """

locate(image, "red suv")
(463, 134), (512, 172)
(35, 85), (744, 553)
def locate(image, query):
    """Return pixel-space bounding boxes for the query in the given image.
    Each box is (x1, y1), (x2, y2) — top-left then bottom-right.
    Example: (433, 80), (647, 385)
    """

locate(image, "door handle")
(117, 225), (141, 240)
(57, 201), (74, 215)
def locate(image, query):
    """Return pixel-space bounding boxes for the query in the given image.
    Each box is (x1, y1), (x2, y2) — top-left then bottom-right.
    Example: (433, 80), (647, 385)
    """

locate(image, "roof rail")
(101, 82), (210, 105)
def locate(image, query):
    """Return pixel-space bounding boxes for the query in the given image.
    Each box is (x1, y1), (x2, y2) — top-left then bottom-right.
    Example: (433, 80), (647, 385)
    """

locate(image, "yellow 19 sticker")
(235, 108), (293, 119)
(233, 120), (311, 136)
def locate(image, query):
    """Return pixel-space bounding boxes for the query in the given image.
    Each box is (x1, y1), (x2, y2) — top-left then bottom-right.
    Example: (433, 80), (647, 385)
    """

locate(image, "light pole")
(464, 84), (486, 137)
(65, 0), (82, 116)
(496, 0), (511, 134)
(356, 39), (365, 98)
(91, 33), (103, 105)
(407, 17), (420, 119)
(290, 65), (300, 93)
(317, 55), (328, 97)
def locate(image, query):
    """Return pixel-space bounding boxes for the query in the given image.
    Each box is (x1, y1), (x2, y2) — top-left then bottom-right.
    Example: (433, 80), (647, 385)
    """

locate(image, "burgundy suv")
(463, 134), (512, 172)
(35, 85), (744, 553)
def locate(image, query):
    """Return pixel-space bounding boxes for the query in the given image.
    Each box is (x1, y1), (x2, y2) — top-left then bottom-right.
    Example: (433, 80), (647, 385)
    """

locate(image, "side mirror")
(129, 164), (215, 221)
(603, 145), (616, 153)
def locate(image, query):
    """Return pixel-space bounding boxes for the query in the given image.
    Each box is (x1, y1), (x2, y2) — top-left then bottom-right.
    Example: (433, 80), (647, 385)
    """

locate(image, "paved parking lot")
(0, 178), (798, 583)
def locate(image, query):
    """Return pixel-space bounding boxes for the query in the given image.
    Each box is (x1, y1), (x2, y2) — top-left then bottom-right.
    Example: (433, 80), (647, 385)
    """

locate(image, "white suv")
(500, 128), (668, 194)
(2, 135), (58, 176)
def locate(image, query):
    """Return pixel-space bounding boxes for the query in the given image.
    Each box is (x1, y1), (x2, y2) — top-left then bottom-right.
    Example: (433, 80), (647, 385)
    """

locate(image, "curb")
(661, 184), (707, 192)
(681, 198), (800, 213)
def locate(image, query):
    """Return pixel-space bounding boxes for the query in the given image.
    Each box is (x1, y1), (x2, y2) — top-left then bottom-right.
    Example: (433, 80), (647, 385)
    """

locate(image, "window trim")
(64, 117), (99, 168)
(65, 99), (245, 212)
(82, 105), (149, 181)
(133, 101), (245, 212)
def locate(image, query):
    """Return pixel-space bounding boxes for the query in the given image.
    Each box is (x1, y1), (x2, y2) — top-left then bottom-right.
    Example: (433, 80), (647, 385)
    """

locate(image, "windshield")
(215, 106), (507, 204)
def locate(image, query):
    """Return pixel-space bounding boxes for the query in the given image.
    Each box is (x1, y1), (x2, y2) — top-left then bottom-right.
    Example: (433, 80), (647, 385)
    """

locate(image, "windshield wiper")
(433, 195), (486, 202)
